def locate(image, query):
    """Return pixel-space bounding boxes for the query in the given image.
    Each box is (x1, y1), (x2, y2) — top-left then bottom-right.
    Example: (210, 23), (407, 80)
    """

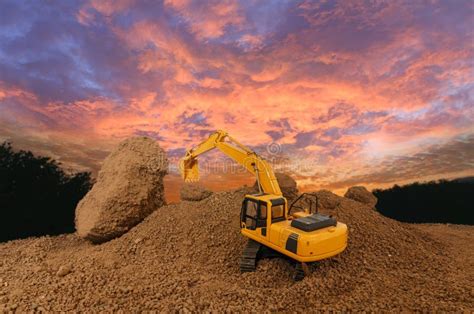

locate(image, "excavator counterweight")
(180, 130), (348, 280)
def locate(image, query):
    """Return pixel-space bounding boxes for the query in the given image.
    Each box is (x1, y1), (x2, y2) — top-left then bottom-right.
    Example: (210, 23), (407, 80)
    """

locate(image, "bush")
(0, 142), (93, 242)
(373, 178), (474, 225)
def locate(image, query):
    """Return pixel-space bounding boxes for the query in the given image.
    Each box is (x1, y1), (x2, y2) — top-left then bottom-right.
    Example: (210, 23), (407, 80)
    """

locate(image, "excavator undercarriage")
(240, 239), (310, 281)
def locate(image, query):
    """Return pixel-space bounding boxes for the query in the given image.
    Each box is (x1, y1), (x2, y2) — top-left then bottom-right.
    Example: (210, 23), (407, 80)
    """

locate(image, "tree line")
(373, 178), (473, 225)
(0, 142), (93, 242)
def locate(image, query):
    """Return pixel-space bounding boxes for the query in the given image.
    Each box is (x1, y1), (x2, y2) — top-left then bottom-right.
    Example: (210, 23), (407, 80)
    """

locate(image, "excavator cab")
(240, 195), (286, 234)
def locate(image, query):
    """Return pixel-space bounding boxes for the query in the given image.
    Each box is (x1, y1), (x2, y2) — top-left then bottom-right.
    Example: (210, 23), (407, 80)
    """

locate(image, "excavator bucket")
(180, 157), (199, 182)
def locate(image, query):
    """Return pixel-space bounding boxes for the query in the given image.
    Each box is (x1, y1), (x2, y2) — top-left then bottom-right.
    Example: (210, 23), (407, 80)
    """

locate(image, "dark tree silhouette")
(0, 142), (93, 242)
(373, 178), (474, 225)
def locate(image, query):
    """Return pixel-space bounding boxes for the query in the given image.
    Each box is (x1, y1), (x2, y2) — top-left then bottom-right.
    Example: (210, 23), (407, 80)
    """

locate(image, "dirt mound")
(180, 183), (212, 201)
(253, 172), (298, 201)
(309, 189), (341, 210)
(344, 186), (378, 207)
(75, 137), (168, 243)
(0, 189), (472, 311)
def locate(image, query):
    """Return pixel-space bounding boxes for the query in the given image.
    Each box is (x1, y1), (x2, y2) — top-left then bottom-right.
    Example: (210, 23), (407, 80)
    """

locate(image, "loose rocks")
(56, 265), (71, 277)
(75, 137), (168, 243)
(180, 183), (213, 201)
(344, 186), (378, 207)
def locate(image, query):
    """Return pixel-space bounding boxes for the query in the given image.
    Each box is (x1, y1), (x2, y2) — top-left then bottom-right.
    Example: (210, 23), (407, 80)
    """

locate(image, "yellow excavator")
(180, 130), (348, 280)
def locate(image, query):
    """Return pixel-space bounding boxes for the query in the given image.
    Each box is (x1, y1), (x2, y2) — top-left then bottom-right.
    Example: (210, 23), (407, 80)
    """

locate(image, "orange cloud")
(164, 0), (245, 39)
(89, 0), (134, 16)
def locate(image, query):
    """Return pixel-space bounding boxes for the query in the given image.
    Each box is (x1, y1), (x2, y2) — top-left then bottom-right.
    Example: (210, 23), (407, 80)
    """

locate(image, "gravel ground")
(0, 189), (472, 312)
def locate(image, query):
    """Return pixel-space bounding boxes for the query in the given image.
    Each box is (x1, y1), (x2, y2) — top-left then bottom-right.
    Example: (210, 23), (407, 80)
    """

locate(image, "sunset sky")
(0, 0), (473, 201)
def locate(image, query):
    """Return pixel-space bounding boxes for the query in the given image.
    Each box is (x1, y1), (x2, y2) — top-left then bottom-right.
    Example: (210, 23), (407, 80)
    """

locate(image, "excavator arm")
(180, 130), (282, 196)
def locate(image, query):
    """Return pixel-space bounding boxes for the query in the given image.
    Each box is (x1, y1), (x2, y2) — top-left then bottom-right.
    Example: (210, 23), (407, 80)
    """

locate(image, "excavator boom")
(180, 130), (282, 196)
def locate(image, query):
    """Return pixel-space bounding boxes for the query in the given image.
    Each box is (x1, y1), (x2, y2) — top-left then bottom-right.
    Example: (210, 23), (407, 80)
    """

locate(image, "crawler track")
(239, 239), (261, 272)
(294, 263), (306, 281)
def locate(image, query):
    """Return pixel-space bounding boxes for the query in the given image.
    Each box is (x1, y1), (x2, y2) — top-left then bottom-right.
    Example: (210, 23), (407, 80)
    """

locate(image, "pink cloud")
(164, 0), (245, 39)
(88, 0), (134, 16)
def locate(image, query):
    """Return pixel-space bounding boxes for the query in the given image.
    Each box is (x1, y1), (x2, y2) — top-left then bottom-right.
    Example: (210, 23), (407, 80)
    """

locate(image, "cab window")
(271, 205), (285, 222)
(245, 200), (258, 229)
(259, 203), (267, 219)
(246, 200), (257, 217)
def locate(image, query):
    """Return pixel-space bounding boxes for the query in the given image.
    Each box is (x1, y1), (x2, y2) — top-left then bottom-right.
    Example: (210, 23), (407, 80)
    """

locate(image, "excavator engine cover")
(291, 213), (337, 232)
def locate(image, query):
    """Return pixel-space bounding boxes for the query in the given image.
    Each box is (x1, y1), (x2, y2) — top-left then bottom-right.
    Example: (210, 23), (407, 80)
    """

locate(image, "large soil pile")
(0, 189), (472, 311)
(75, 137), (168, 243)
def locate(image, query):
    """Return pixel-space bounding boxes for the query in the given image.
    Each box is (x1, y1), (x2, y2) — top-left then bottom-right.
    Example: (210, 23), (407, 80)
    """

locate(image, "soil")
(180, 183), (213, 201)
(412, 223), (474, 287)
(0, 189), (472, 312)
(344, 186), (378, 208)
